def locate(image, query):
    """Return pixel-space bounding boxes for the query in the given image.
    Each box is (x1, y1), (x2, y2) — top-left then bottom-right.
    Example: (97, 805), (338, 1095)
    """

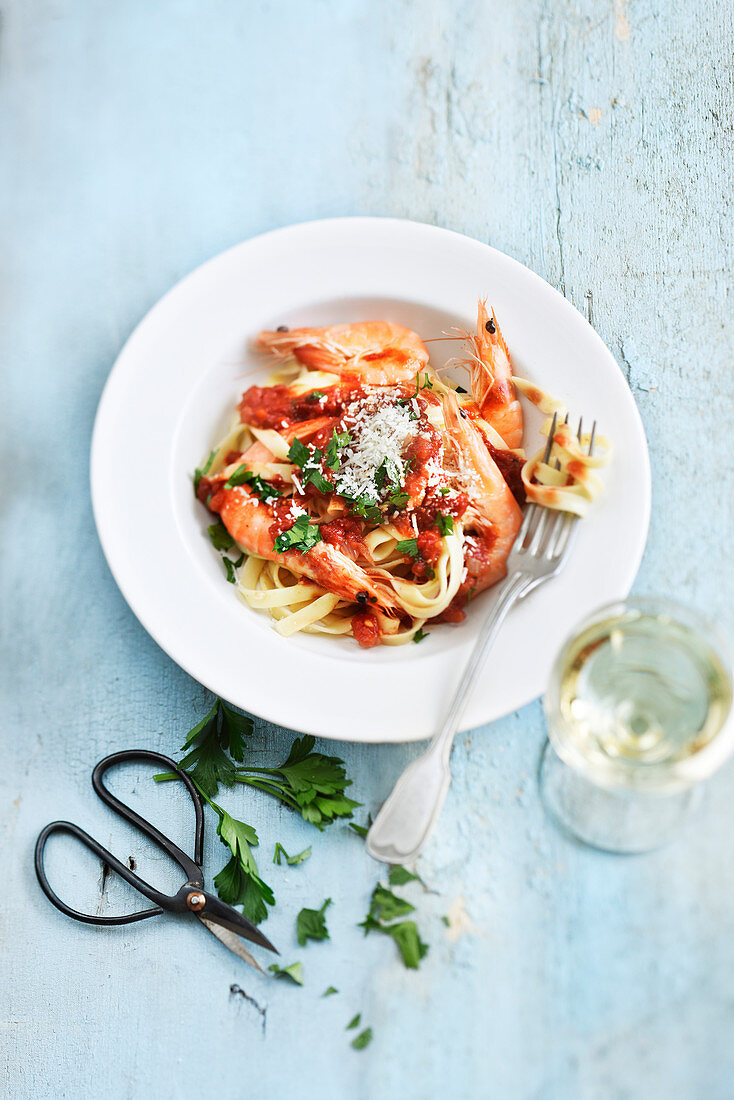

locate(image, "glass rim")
(543, 595), (734, 792)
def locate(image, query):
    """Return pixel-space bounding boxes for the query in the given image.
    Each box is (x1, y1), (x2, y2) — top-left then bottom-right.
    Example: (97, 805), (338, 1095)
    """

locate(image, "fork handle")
(366, 571), (530, 864)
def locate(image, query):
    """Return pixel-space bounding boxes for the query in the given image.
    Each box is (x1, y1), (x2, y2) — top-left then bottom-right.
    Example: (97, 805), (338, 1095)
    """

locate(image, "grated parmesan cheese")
(335, 394), (415, 503)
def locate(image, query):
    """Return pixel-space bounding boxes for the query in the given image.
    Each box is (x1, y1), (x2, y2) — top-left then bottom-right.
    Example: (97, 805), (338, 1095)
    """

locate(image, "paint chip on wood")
(444, 896), (477, 942)
(614, 0), (631, 40)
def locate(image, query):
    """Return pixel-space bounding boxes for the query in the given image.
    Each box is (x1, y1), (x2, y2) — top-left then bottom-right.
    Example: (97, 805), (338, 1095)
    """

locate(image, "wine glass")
(539, 597), (733, 853)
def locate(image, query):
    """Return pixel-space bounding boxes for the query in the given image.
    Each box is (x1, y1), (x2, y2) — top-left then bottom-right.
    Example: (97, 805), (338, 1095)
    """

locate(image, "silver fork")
(366, 414), (595, 865)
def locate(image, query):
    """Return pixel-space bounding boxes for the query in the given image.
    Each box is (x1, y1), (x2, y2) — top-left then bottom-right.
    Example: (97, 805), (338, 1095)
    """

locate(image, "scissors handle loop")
(34, 750), (205, 926)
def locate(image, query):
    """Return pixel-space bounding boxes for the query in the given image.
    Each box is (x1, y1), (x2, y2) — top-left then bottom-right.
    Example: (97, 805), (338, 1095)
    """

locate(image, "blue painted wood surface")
(2, 1), (733, 1097)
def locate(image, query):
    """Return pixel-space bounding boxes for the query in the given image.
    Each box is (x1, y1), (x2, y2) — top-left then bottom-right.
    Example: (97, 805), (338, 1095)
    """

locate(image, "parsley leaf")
(296, 897), (332, 945)
(436, 512), (454, 536)
(388, 489), (410, 509)
(352, 1028), (373, 1050)
(307, 390), (326, 402)
(349, 814), (372, 838)
(347, 1014), (361, 1030)
(208, 522), (235, 551)
(301, 449), (332, 494)
(269, 961), (304, 985)
(273, 514), (322, 555)
(439, 486), (450, 496)
(360, 884), (415, 927)
(348, 495), (382, 523)
(224, 465), (282, 503)
(273, 843), (312, 866)
(323, 986), (339, 997)
(223, 553), (245, 583)
(193, 450), (216, 495)
(160, 699), (252, 797)
(396, 537), (419, 558)
(382, 922), (429, 969)
(235, 734), (360, 829)
(211, 803), (275, 925)
(388, 865), (420, 886)
(324, 429), (352, 472)
(413, 627), (429, 643)
(359, 883), (429, 969)
(287, 439), (310, 467)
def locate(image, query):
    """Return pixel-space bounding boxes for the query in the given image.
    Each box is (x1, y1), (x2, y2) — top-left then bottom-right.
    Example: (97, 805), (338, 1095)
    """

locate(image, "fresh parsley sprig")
(436, 512), (454, 536)
(210, 801), (275, 925)
(154, 699), (253, 797)
(234, 735), (360, 829)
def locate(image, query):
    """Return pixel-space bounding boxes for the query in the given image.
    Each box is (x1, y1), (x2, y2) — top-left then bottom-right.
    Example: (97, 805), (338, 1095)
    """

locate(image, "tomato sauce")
(488, 444), (526, 505)
(320, 516), (368, 561)
(238, 383), (364, 430)
(351, 611), (382, 648)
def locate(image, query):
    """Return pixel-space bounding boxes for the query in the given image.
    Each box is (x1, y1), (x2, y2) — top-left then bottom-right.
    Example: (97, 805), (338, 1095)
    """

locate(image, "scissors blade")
(198, 915), (264, 973)
(198, 889), (279, 954)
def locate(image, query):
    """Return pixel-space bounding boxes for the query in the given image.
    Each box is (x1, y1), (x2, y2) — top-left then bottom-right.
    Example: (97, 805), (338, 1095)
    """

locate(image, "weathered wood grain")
(1, 1), (732, 1097)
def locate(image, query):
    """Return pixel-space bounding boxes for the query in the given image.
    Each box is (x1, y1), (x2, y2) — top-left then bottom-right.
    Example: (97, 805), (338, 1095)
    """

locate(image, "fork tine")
(527, 507), (551, 555)
(588, 420), (596, 456)
(541, 412), (558, 465)
(577, 416), (583, 441)
(547, 510), (576, 559)
(517, 503), (536, 544)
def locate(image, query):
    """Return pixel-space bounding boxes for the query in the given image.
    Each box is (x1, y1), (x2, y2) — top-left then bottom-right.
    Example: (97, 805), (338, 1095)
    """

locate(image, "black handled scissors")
(34, 749), (278, 972)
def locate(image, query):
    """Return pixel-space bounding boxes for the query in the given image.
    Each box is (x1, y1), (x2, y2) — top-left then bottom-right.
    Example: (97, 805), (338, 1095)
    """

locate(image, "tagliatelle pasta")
(193, 303), (609, 647)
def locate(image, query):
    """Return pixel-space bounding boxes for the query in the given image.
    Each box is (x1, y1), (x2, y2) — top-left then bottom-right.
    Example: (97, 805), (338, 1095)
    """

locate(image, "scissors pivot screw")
(186, 891), (206, 912)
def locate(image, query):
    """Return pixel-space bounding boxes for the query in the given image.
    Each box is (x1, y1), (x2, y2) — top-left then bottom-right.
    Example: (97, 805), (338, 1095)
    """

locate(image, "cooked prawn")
(463, 300), (523, 450)
(257, 321), (428, 385)
(442, 392), (522, 591)
(213, 485), (402, 614)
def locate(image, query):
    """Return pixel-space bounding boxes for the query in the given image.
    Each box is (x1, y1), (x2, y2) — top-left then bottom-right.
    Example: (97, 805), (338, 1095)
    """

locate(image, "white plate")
(91, 218), (650, 742)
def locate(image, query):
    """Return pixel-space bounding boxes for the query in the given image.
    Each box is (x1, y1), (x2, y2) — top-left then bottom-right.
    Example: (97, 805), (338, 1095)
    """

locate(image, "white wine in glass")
(540, 599), (733, 852)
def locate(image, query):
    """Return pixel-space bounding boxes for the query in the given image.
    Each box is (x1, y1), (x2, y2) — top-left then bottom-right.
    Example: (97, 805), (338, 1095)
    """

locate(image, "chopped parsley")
(399, 371), (434, 408)
(287, 439), (310, 467)
(413, 627), (429, 644)
(296, 897), (332, 945)
(307, 390), (326, 402)
(223, 553), (245, 583)
(193, 450), (216, 495)
(273, 514), (322, 555)
(359, 884), (429, 969)
(374, 456), (401, 492)
(288, 438), (337, 493)
(346, 1014), (361, 1030)
(387, 489), (410, 509)
(396, 537), (419, 558)
(436, 512), (454, 536)
(351, 1028), (373, 1050)
(324, 428), (352, 472)
(439, 486), (450, 496)
(388, 865), (420, 886)
(269, 961), (304, 985)
(349, 495), (383, 523)
(272, 843), (312, 866)
(322, 986), (339, 997)
(224, 465), (282, 504)
(208, 522), (235, 551)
